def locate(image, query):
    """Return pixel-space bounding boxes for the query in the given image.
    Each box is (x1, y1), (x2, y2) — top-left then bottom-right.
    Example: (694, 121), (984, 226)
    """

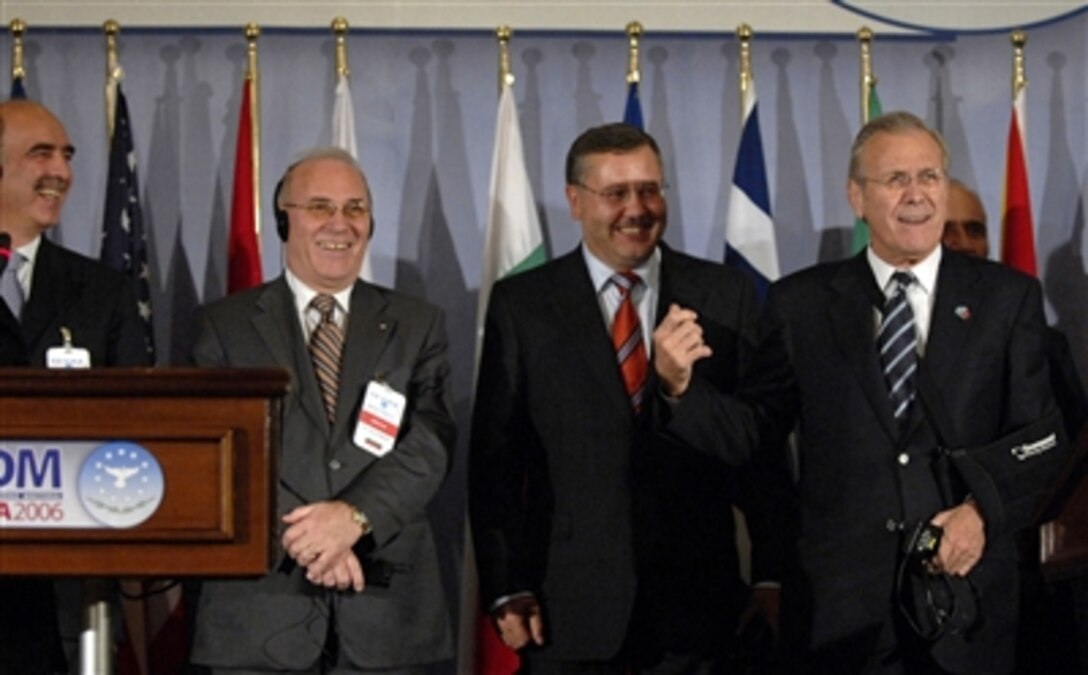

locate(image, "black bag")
(895, 520), (979, 641)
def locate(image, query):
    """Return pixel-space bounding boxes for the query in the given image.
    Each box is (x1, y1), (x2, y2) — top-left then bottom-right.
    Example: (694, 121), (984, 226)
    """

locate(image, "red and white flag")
(1001, 84), (1036, 276)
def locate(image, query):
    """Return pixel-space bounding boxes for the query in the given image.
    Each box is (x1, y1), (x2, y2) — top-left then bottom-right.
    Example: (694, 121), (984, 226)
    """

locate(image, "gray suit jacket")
(190, 277), (456, 671)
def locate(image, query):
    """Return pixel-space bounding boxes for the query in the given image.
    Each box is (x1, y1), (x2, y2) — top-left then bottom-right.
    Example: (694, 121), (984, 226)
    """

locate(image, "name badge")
(353, 380), (406, 457)
(46, 327), (91, 369)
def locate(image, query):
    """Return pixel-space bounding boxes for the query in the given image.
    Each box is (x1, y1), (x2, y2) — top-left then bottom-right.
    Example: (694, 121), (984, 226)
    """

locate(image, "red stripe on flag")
(1002, 108), (1037, 277)
(228, 82), (263, 293)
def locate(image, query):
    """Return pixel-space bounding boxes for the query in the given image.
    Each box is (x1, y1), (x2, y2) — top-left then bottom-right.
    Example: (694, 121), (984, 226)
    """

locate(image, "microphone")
(0, 232), (11, 276)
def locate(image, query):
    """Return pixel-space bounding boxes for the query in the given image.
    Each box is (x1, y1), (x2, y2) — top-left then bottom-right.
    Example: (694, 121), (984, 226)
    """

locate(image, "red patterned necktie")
(611, 272), (649, 413)
(309, 294), (344, 424)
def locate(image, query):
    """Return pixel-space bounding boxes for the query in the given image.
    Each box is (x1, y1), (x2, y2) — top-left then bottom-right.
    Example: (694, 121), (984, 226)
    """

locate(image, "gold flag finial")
(857, 26), (877, 124)
(737, 24), (753, 125)
(10, 18), (27, 82)
(1011, 29), (1027, 99)
(625, 20), (643, 85)
(332, 17), (349, 78)
(496, 25), (514, 92)
(104, 20), (121, 82)
(103, 20), (123, 140)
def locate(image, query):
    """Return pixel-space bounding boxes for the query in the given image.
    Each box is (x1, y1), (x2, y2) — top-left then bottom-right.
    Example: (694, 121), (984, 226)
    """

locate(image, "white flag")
(476, 82), (546, 359)
(332, 73), (372, 281)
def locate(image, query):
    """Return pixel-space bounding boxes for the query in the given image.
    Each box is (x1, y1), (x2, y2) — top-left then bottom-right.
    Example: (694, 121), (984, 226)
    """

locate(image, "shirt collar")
(867, 245), (941, 296)
(285, 268), (354, 317)
(581, 244), (661, 294)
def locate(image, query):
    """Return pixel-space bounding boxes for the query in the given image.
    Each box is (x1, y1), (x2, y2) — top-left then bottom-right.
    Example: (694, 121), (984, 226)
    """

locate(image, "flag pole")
(245, 23), (262, 238)
(1010, 29), (1027, 102)
(625, 20), (642, 86)
(10, 19), (26, 85)
(333, 16), (349, 79)
(737, 23), (752, 127)
(103, 20), (121, 141)
(857, 26), (876, 125)
(496, 25), (514, 93)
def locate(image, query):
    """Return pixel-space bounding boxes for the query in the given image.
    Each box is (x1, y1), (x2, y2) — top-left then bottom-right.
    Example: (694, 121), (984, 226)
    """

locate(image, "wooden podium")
(0, 367), (289, 671)
(0, 367), (288, 575)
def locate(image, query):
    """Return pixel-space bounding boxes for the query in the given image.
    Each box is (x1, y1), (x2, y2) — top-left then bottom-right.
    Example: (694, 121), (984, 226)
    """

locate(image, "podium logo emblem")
(77, 441), (165, 528)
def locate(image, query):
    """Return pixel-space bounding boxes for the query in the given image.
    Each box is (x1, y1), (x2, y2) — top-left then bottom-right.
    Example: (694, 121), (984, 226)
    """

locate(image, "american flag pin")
(954, 305), (972, 321)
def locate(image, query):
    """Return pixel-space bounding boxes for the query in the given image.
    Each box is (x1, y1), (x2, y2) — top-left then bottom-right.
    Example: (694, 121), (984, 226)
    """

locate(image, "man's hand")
(282, 501), (367, 591)
(492, 596), (544, 650)
(652, 303), (713, 397)
(737, 586), (781, 640)
(930, 500), (986, 577)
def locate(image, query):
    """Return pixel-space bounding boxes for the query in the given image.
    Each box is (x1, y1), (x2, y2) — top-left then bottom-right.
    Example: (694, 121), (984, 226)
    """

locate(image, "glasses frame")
(575, 181), (668, 206)
(857, 168), (946, 192)
(280, 199), (372, 222)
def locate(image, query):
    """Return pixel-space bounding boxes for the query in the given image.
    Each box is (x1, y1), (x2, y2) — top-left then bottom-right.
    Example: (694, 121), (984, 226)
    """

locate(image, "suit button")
(886, 519), (900, 532)
(897, 453), (910, 466)
(329, 459), (342, 471)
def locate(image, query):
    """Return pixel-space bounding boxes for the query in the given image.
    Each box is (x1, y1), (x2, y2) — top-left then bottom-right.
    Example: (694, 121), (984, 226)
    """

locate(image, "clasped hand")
(281, 500), (366, 591)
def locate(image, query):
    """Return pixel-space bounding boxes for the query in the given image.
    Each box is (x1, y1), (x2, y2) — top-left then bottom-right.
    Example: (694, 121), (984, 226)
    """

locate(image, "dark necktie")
(611, 272), (649, 413)
(309, 294), (344, 424)
(1, 252), (25, 320)
(878, 271), (918, 422)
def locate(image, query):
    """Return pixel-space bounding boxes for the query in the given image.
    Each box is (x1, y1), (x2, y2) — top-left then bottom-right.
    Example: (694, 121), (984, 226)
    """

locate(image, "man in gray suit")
(191, 148), (456, 674)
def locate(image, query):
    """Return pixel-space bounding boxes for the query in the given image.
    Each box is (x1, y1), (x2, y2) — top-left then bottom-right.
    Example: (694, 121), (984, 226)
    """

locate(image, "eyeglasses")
(858, 169), (945, 192)
(576, 181), (666, 206)
(281, 199), (371, 222)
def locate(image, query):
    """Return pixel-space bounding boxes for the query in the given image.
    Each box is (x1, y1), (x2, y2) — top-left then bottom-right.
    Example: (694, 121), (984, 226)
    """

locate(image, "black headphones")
(273, 176), (289, 241)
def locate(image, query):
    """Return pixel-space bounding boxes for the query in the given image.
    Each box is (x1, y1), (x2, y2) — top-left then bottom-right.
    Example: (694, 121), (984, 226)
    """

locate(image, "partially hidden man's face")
(566, 144), (667, 272)
(848, 129), (947, 268)
(0, 103), (74, 244)
(282, 157), (371, 293)
(942, 183), (989, 258)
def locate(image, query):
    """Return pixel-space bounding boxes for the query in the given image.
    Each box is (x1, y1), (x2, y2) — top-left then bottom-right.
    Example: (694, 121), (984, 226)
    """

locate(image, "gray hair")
(848, 111), (950, 182)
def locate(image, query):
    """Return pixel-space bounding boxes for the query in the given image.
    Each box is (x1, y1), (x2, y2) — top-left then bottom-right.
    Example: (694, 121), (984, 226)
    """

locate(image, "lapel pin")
(954, 305), (971, 321)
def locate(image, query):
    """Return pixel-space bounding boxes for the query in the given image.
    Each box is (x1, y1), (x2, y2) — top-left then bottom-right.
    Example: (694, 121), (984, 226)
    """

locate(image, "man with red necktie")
(470, 122), (792, 674)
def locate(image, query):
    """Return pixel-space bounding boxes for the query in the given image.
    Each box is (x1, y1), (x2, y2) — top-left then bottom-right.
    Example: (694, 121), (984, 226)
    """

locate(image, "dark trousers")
(0, 578), (66, 675)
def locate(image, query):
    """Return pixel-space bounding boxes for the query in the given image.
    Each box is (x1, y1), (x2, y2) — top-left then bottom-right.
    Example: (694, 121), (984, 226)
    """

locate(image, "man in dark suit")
(470, 123), (791, 673)
(0, 100), (151, 673)
(190, 148), (456, 674)
(766, 111), (1066, 673)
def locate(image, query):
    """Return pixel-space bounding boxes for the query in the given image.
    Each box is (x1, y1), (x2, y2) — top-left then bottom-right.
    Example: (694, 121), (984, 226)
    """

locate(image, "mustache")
(35, 177), (69, 192)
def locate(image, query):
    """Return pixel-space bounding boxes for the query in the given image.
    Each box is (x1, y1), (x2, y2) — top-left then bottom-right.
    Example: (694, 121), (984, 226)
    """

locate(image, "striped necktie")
(309, 294), (344, 424)
(0, 251), (25, 320)
(611, 272), (649, 413)
(878, 271), (918, 422)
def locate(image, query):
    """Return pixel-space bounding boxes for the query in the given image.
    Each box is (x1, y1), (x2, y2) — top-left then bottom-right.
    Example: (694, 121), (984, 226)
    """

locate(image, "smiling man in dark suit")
(470, 123), (791, 674)
(0, 100), (151, 673)
(190, 148), (456, 674)
(766, 111), (1066, 674)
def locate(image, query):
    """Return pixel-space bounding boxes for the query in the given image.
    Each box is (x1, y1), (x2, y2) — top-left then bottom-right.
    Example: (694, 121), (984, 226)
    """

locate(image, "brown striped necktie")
(309, 294), (344, 424)
(611, 272), (648, 413)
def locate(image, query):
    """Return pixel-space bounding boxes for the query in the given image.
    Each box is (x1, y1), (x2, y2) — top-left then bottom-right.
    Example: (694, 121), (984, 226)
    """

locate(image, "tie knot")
(890, 271), (914, 292)
(611, 272), (641, 297)
(311, 294), (337, 320)
(3, 252), (24, 276)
